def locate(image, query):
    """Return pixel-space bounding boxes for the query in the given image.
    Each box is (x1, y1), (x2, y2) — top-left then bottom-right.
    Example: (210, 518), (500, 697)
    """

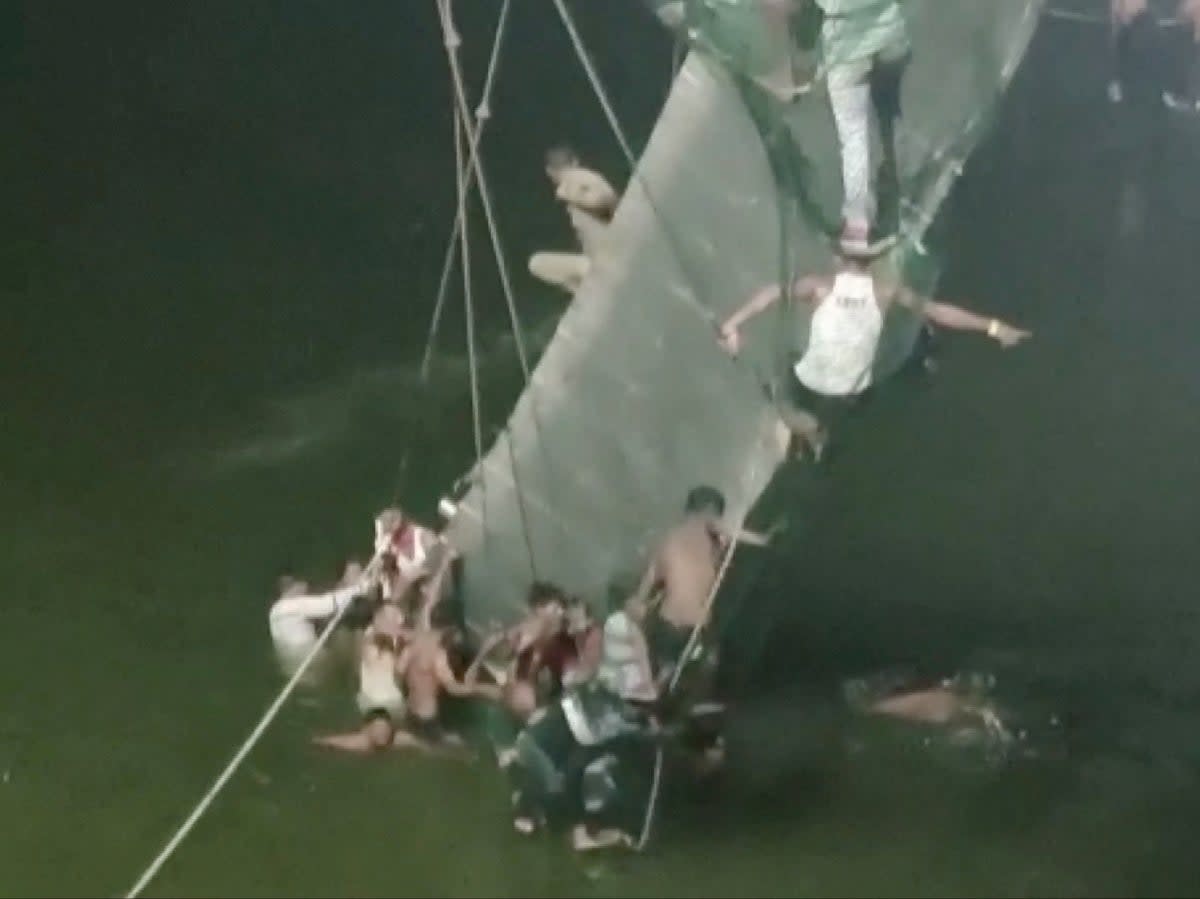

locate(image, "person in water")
(717, 247), (1031, 461)
(355, 598), (408, 721)
(631, 486), (775, 683)
(268, 560), (369, 678)
(528, 146), (617, 296)
(313, 620), (489, 757)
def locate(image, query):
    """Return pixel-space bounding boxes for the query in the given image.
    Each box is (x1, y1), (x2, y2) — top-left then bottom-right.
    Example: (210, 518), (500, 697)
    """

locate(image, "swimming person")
(268, 560), (369, 678)
(718, 246), (1031, 460)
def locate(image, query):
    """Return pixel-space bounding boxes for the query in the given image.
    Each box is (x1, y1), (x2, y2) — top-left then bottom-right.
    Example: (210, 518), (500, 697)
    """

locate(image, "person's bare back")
(656, 518), (721, 630)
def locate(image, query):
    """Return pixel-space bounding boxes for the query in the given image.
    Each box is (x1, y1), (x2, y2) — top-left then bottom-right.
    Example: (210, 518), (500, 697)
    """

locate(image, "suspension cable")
(636, 515), (744, 852)
(419, 0), (514, 381)
(435, 0), (541, 578)
(452, 101), (485, 470)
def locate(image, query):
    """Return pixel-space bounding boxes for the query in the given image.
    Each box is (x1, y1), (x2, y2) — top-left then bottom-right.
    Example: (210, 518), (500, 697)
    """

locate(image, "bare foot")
(571, 824), (634, 852)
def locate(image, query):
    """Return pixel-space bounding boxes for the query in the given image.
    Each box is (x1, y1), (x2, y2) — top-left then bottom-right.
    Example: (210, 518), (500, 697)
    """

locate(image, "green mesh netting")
(444, 0), (1043, 628)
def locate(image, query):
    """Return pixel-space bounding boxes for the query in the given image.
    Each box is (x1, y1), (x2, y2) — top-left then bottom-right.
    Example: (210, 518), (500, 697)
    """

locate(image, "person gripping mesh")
(718, 246), (1031, 462)
(528, 145), (619, 296)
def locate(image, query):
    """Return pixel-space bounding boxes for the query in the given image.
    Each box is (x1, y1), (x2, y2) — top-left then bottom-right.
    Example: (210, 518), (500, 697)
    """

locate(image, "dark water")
(4, 3), (1200, 896)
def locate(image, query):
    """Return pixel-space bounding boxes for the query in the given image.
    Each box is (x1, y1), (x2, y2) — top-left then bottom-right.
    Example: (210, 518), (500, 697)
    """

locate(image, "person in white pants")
(814, 0), (910, 253)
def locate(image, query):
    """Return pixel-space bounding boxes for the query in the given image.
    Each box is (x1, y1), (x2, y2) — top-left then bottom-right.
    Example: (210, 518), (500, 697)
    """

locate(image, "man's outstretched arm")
(897, 288), (1031, 347)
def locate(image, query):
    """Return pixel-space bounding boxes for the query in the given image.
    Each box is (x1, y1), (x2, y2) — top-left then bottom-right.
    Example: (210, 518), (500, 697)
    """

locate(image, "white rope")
(452, 111), (486, 474)
(436, 0), (533, 382)
(419, 0), (514, 381)
(635, 519), (743, 852)
(125, 556), (383, 899)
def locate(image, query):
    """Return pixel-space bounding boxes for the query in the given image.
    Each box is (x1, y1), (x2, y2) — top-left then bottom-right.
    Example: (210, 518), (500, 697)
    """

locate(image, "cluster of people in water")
(270, 493), (1037, 852)
(1108, 0), (1200, 112)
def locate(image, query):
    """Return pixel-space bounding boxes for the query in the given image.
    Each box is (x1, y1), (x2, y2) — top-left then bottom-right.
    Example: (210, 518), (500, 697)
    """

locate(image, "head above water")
(545, 145), (579, 180)
(685, 485), (726, 519)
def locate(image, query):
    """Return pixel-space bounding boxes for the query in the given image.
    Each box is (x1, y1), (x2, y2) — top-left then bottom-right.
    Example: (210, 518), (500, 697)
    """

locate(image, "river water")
(4, 2), (1200, 896)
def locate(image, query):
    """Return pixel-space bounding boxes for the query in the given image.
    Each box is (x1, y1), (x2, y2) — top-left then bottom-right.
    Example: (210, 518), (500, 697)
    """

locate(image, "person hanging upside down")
(717, 246), (1031, 462)
(528, 146), (618, 296)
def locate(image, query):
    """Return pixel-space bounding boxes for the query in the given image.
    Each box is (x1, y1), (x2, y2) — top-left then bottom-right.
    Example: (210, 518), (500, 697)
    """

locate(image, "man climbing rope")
(717, 247), (1031, 461)
(528, 146), (618, 296)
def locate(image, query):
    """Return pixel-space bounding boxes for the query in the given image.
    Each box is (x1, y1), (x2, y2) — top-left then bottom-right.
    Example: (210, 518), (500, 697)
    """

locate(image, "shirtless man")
(390, 623), (484, 752)
(528, 146), (618, 296)
(631, 486), (774, 679)
(718, 248), (1031, 460)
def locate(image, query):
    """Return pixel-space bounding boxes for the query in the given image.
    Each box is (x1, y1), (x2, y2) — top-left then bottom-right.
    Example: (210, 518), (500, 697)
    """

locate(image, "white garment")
(827, 76), (874, 229)
(357, 644), (406, 717)
(596, 612), (654, 701)
(793, 271), (883, 396)
(555, 166), (617, 216)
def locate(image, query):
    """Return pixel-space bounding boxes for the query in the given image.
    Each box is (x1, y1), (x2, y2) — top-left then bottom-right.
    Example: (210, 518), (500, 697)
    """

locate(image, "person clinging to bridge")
(809, 0), (912, 252)
(718, 245), (1031, 462)
(630, 487), (775, 686)
(528, 145), (619, 296)
(1165, 0), (1200, 111)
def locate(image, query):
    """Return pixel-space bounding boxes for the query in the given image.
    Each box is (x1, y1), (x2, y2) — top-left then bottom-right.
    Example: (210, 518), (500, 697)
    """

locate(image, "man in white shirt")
(718, 248), (1030, 460)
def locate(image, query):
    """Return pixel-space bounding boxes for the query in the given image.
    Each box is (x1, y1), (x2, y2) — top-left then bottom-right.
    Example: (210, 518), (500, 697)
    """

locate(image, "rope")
(548, 0), (777, 353)
(635, 518), (743, 852)
(125, 556), (383, 899)
(419, 0), (514, 382)
(453, 102), (485, 471)
(437, 0), (533, 383)
(1042, 5), (1185, 26)
(435, 0), (542, 579)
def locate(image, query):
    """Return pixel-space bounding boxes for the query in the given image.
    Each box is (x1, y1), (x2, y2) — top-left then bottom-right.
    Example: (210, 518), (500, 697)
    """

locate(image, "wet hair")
(545, 145), (578, 173)
(685, 485), (726, 517)
(527, 581), (568, 610)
